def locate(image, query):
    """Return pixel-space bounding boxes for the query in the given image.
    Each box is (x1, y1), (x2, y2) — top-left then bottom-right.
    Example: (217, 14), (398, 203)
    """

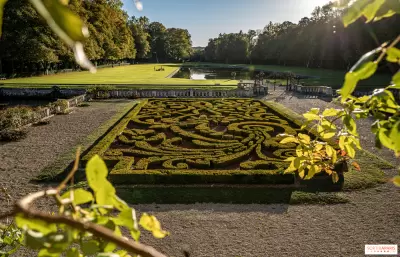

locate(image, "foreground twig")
(13, 189), (167, 257)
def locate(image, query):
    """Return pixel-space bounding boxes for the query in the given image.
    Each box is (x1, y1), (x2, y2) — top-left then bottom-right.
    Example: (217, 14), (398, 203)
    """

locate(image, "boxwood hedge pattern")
(84, 99), (306, 184)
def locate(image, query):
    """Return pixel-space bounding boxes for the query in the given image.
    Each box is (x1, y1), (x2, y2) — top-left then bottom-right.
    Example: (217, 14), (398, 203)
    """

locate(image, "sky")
(122, 0), (332, 47)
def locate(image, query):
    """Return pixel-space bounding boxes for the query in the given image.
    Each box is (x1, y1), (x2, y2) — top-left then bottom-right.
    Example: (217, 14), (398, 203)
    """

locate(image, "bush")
(0, 129), (27, 141)
(0, 106), (39, 130)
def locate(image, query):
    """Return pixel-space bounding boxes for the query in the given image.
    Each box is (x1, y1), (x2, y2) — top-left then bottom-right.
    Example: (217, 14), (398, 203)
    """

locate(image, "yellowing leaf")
(139, 213), (169, 238)
(280, 137), (298, 144)
(326, 145), (334, 157)
(386, 47), (400, 63)
(315, 144), (323, 151)
(332, 149), (338, 164)
(352, 161), (361, 171)
(61, 189), (93, 205)
(298, 134), (311, 144)
(345, 144), (356, 158)
(309, 108), (320, 114)
(393, 176), (400, 187)
(332, 172), (340, 183)
(322, 108), (340, 117)
(303, 113), (320, 121)
(306, 165), (316, 180)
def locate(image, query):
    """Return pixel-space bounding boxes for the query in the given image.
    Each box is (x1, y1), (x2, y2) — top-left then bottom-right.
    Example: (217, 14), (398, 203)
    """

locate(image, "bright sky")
(122, 0), (332, 47)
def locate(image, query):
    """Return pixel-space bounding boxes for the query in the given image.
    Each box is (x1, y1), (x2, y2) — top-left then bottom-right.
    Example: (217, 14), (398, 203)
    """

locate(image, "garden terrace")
(82, 98), (335, 185)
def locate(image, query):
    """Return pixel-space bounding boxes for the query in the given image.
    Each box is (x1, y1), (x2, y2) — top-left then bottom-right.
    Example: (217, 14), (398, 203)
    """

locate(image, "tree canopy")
(204, 2), (400, 70)
(0, 0), (192, 76)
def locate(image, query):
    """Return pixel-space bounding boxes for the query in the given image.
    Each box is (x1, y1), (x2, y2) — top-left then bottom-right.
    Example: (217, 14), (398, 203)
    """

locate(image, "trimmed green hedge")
(81, 98), (336, 185)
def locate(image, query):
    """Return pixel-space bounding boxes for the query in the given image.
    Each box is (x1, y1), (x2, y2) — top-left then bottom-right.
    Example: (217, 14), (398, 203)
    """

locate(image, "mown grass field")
(1, 63), (237, 87)
(1, 62), (392, 89)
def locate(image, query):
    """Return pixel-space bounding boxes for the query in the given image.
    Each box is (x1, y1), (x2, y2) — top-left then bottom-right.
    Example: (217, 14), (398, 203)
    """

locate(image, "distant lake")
(173, 68), (256, 80)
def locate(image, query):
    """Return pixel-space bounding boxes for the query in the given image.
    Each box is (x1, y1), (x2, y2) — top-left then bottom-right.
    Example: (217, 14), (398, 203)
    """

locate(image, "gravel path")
(1, 95), (399, 257)
(0, 100), (131, 214)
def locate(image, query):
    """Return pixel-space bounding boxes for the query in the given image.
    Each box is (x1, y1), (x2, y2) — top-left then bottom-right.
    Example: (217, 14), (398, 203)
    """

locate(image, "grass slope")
(2, 64), (237, 86)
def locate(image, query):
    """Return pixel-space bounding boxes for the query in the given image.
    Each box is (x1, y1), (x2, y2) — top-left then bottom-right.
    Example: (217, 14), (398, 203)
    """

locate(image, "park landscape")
(0, 0), (400, 257)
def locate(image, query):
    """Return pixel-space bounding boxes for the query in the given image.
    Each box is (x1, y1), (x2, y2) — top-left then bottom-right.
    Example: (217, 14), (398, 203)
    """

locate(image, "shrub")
(0, 129), (27, 141)
(0, 106), (39, 130)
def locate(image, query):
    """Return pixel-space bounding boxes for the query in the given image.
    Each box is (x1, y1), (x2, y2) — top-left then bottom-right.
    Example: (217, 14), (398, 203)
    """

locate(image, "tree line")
(0, 0), (192, 77)
(203, 2), (400, 71)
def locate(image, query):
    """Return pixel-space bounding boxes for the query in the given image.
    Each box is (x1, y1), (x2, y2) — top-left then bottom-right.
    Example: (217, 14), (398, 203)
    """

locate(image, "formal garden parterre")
(82, 98), (335, 185)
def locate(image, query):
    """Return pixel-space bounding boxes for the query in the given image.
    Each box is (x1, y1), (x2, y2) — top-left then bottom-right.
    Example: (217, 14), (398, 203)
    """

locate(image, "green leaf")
(393, 176), (400, 187)
(356, 62), (378, 80)
(25, 230), (46, 249)
(386, 47), (400, 63)
(363, 0), (386, 22)
(116, 250), (129, 257)
(33, 0), (86, 42)
(378, 128), (395, 150)
(15, 214), (57, 234)
(0, 0), (7, 36)
(309, 108), (320, 115)
(344, 144), (356, 158)
(113, 208), (137, 230)
(343, 115), (358, 135)
(97, 253), (120, 257)
(66, 248), (80, 257)
(279, 137), (298, 144)
(374, 0), (400, 21)
(392, 71), (400, 87)
(81, 240), (99, 256)
(139, 213), (169, 239)
(389, 121), (400, 152)
(303, 113), (320, 121)
(38, 248), (61, 257)
(61, 189), (93, 205)
(342, 0), (370, 27)
(130, 229), (141, 241)
(322, 108), (340, 117)
(86, 155), (116, 206)
(341, 72), (358, 101)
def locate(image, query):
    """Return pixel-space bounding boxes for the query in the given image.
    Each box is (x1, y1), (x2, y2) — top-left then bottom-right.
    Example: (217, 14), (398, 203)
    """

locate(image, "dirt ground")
(0, 95), (399, 257)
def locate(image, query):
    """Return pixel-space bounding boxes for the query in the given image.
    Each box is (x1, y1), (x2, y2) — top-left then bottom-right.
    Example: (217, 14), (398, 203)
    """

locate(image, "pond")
(173, 68), (258, 80)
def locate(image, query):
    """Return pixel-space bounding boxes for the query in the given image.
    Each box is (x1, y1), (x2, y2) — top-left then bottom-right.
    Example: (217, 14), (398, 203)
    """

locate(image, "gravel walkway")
(1, 95), (399, 257)
(0, 100), (131, 214)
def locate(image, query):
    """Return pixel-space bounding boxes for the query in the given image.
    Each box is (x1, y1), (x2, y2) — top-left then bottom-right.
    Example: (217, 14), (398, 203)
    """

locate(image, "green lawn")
(1, 62), (392, 89)
(1, 63), (238, 87)
(185, 62), (392, 89)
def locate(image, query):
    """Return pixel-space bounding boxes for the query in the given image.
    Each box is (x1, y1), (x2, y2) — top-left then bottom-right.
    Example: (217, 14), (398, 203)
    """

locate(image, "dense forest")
(0, 0), (192, 76)
(203, 2), (400, 71)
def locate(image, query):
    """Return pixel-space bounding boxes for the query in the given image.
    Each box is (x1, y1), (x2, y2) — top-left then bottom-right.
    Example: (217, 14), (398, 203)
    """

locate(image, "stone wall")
(0, 87), (86, 98)
(95, 88), (255, 98)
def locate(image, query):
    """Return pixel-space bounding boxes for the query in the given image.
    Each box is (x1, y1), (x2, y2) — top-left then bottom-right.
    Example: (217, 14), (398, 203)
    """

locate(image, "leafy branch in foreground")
(0, 149), (168, 257)
(291, 0), (400, 185)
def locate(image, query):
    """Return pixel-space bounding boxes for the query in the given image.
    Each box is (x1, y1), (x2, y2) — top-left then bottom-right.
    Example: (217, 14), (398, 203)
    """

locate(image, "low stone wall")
(94, 88), (256, 98)
(0, 87), (86, 98)
(0, 94), (87, 131)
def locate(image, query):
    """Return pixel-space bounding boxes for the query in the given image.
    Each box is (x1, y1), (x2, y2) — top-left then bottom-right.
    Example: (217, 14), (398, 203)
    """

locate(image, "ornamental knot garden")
(83, 99), (314, 184)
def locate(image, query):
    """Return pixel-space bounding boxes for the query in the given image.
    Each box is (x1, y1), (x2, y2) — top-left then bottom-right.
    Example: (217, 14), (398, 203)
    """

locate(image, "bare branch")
(14, 188), (167, 257)
(56, 147), (81, 192)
